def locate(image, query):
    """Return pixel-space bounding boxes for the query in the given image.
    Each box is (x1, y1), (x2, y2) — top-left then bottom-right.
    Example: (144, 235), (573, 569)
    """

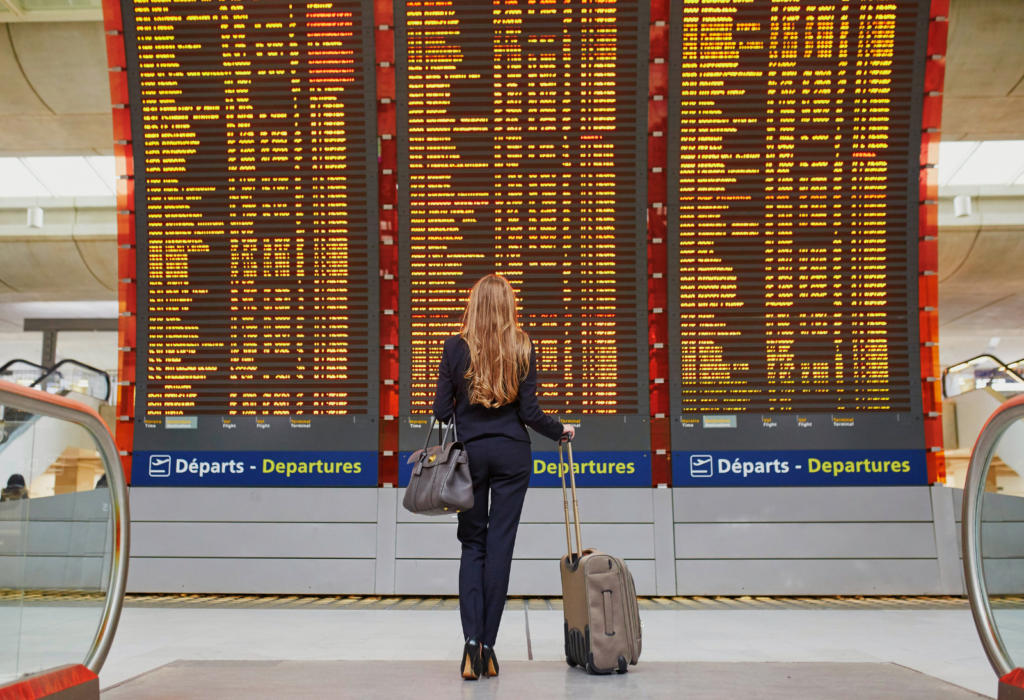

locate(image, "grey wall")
(0, 489), (112, 591)
(675, 486), (963, 596)
(128, 488), (380, 594)
(128, 484), (970, 596)
(954, 488), (1024, 595)
(392, 487), (664, 596)
(128, 486), (666, 595)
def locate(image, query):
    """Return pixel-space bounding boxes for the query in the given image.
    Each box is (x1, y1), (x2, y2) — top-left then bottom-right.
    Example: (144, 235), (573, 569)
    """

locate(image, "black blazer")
(432, 335), (564, 444)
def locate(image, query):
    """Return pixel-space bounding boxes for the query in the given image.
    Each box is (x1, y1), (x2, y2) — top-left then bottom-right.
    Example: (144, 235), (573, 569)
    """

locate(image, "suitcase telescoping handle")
(558, 433), (583, 561)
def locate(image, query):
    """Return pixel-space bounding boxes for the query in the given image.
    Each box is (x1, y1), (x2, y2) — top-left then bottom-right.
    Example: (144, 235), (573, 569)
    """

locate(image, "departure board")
(124, 0), (380, 484)
(394, 0), (651, 462)
(668, 0), (930, 484)
(115, 0), (934, 487)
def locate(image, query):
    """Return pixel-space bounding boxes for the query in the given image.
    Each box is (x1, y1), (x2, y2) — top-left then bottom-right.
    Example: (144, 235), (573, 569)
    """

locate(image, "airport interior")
(2, 0), (1024, 697)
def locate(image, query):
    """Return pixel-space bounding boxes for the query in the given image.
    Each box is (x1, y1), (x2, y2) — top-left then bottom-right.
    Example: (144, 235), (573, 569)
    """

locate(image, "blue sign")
(133, 451), (378, 486)
(672, 449), (928, 487)
(399, 450), (650, 488)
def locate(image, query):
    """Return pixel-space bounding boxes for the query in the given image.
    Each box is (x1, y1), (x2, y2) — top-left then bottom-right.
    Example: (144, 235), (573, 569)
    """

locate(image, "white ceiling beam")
(0, 7), (103, 22)
(0, 0), (25, 20)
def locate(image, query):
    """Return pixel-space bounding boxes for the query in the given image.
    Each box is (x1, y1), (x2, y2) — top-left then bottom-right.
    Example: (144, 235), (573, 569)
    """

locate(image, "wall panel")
(674, 486), (948, 595)
(132, 522), (378, 559)
(130, 488), (379, 523)
(128, 558), (377, 595)
(677, 559), (943, 597)
(675, 523), (938, 560)
(395, 559), (657, 597)
(395, 523), (655, 560)
(674, 487), (934, 523)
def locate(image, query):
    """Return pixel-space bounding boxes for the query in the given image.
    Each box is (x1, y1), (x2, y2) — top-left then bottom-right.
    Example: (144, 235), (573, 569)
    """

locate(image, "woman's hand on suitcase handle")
(560, 424), (575, 442)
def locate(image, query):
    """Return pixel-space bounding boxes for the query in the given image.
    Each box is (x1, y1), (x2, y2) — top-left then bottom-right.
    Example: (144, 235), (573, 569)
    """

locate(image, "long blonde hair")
(461, 275), (531, 408)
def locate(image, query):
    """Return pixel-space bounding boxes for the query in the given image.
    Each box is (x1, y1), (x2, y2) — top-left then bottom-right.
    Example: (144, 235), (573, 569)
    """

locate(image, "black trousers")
(457, 436), (532, 646)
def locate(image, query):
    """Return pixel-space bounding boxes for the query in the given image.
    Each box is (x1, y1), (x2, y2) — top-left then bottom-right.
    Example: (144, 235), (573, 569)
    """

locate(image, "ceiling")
(944, 0), (1024, 141)
(0, 0), (100, 23)
(938, 142), (1024, 186)
(0, 0), (1021, 154)
(0, 155), (115, 196)
(0, 1), (1022, 369)
(2, 143), (1023, 199)
(0, 22), (111, 156)
(0, 300), (116, 332)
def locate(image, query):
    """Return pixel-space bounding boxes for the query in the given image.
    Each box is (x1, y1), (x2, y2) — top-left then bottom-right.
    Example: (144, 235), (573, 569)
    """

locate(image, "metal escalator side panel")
(962, 392), (1024, 678)
(0, 379), (129, 676)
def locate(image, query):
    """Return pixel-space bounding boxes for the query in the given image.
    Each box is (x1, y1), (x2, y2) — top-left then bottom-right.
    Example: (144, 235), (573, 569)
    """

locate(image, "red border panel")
(103, 1), (135, 485)
(100, 0), (122, 32)
(376, 10), (399, 486)
(647, 11), (671, 486)
(920, 4), (947, 483)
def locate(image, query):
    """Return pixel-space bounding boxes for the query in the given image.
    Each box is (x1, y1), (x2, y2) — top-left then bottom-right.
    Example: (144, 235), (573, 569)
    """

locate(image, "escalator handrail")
(0, 379), (130, 676)
(942, 353), (1024, 400)
(30, 359), (112, 403)
(962, 392), (1024, 678)
(0, 358), (48, 376)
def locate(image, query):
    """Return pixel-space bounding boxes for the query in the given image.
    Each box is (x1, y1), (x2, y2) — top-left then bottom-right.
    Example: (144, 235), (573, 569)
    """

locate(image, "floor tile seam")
(126, 556), (379, 559)
(519, 520), (657, 523)
(129, 520), (380, 524)
(887, 663), (994, 698)
(675, 557), (952, 560)
(676, 520), (939, 523)
(99, 661), (178, 693)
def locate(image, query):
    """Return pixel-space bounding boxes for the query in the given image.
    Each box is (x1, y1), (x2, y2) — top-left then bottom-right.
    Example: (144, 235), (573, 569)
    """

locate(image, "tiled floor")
(94, 601), (1001, 698)
(102, 660), (989, 700)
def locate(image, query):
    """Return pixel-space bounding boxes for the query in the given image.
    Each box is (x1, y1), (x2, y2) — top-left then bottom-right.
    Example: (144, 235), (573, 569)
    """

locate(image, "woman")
(433, 275), (575, 680)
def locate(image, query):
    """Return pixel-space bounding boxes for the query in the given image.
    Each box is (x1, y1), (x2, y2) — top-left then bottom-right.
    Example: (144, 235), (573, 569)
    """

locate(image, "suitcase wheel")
(564, 620), (578, 667)
(616, 655), (628, 674)
(566, 623), (590, 670)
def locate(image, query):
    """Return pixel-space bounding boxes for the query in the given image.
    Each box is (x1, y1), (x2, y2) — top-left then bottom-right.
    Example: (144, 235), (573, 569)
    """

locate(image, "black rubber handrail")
(943, 354), (1024, 399)
(30, 359), (112, 403)
(0, 358), (48, 376)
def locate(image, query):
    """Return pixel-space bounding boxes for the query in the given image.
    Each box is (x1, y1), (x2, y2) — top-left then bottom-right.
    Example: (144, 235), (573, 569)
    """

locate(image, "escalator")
(0, 360), (117, 475)
(0, 359), (114, 405)
(944, 355), (1024, 402)
(0, 379), (129, 698)
(962, 395), (1024, 700)
(943, 355), (1024, 493)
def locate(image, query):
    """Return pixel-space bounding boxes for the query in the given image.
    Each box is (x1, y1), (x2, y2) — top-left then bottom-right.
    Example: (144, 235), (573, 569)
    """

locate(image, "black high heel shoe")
(461, 638), (483, 680)
(482, 645), (499, 677)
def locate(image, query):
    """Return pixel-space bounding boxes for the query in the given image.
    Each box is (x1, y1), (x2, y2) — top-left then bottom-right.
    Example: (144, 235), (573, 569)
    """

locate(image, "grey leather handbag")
(402, 417), (474, 516)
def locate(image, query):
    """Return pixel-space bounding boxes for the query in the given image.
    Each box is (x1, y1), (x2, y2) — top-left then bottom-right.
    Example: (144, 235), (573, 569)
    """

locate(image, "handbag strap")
(419, 416), (436, 455)
(419, 415), (457, 459)
(440, 363), (459, 445)
(439, 417), (458, 445)
(420, 343), (461, 456)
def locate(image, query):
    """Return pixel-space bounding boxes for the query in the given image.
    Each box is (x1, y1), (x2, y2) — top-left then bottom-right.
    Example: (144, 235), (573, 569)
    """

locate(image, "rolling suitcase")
(557, 435), (642, 674)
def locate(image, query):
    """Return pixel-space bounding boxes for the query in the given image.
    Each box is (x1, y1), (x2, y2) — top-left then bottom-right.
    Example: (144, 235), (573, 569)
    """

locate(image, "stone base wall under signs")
(953, 489), (1024, 596)
(127, 486), (993, 597)
(0, 490), (113, 592)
